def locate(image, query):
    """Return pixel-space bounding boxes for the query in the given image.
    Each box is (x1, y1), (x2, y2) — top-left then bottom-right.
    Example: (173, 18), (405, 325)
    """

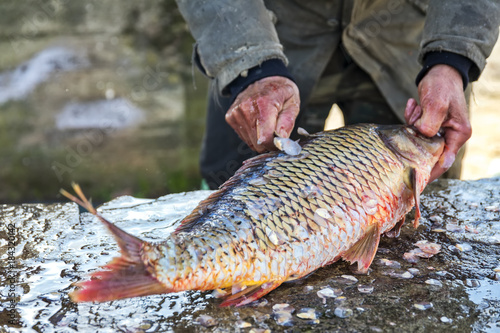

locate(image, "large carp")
(63, 124), (444, 306)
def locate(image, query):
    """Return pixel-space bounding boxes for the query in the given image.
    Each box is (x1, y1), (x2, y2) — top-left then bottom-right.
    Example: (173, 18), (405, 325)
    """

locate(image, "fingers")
(226, 77), (300, 152)
(404, 98), (422, 125)
(414, 85), (448, 137)
(409, 64), (471, 181)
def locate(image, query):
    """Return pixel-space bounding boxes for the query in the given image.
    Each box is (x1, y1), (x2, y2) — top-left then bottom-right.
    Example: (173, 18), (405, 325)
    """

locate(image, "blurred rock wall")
(0, 0), (208, 203)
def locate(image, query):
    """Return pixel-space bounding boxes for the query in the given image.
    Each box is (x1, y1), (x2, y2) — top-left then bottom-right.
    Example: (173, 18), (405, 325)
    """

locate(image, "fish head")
(377, 124), (445, 171)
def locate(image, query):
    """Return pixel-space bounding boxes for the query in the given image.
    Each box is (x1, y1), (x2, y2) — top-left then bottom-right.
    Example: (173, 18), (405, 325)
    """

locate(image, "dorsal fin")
(175, 152), (275, 234)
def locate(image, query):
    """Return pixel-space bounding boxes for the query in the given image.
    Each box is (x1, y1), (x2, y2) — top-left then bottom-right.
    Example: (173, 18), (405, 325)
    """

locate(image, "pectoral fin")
(385, 217), (405, 238)
(404, 167), (422, 228)
(342, 223), (380, 274)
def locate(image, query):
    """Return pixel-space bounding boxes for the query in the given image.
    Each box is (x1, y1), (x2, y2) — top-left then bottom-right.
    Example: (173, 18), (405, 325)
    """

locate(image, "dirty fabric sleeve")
(175, 0), (287, 95)
(420, 0), (500, 81)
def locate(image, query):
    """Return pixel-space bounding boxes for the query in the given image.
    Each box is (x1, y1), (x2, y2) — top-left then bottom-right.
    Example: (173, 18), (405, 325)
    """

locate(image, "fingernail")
(257, 136), (265, 145)
(279, 128), (288, 138)
(439, 150), (456, 169)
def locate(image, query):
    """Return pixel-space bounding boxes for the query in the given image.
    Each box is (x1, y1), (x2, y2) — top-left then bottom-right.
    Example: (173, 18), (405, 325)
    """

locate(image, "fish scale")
(64, 124), (444, 306)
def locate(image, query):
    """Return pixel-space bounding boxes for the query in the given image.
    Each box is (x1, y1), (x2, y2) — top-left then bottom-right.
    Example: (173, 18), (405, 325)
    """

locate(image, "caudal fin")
(61, 183), (168, 302)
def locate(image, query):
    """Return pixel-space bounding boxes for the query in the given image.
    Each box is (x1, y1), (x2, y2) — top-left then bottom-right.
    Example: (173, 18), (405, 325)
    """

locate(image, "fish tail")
(61, 183), (168, 302)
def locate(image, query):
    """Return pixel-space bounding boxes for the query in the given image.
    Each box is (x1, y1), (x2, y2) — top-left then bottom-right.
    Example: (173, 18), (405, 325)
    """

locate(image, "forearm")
(175, 0), (288, 94)
(418, 0), (500, 83)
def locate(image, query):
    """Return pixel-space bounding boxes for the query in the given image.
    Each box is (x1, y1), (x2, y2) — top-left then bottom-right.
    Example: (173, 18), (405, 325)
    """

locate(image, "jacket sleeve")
(175, 0), (288, 95)
(419, 0), (500, 82)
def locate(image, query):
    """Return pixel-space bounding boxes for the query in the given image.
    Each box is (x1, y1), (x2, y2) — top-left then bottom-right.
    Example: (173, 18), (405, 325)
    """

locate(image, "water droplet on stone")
(195, 315), (217, 327)
(425, 279), (443, 287)
(414, 302), (433, 310)
(296, 308), (320, 320)
(357, 285), (374, 293)
(334, 307), (353, 318)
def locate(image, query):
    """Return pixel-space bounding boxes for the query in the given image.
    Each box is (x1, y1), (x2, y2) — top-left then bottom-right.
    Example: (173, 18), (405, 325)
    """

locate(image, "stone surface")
(0, 178), (499, 332)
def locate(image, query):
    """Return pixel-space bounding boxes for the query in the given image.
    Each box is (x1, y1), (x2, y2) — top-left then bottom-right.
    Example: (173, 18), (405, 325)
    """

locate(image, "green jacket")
(176, 0), (499, 120)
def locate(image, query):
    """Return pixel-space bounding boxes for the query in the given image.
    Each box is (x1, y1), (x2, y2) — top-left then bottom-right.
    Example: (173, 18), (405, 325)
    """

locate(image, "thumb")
(414, 89), (448, 137)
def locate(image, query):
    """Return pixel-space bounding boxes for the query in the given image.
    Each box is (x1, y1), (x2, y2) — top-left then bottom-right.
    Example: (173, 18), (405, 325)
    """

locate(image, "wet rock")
(1, 177), (500, 332)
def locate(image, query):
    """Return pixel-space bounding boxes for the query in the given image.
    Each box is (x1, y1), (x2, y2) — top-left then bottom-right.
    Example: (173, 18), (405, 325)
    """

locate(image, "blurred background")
(1, 1), (499, 204)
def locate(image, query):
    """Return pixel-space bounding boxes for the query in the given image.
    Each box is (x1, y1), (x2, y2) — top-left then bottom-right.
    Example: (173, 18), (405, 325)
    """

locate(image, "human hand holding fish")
(405, 64), (471, 182)
(225, 76), (300, 152)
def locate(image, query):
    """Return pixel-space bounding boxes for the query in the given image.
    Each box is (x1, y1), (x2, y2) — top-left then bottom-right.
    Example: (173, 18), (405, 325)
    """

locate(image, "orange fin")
(385, 217), (405, 238)
(61, 184), (168, 302)
(342, 223), (380, 273)
(220, 281), (282, 307)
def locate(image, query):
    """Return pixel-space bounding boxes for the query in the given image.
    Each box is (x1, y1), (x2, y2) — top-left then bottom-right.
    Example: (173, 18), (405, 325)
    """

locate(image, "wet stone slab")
(0, 178), (499, 332)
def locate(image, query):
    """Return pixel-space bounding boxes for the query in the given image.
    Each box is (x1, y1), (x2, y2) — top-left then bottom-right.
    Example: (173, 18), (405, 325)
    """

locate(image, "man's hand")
(225, 76), (300, 153)
(405, 64), (471, 182)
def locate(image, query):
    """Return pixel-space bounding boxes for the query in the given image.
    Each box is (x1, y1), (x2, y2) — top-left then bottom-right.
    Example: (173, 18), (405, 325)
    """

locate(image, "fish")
(62, 123), (444, 306)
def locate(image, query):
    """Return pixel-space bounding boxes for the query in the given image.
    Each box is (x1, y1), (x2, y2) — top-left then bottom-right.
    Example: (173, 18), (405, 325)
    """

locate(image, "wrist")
(225, 59), (295, 104)
(415, 51), (473, 90)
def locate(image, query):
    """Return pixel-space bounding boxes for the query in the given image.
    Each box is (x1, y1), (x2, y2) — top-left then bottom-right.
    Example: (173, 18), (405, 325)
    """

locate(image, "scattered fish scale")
(334, 307), (354, 318)
(414, 302), (433, 310)
(425, 279), (443, 287)
(296, 308), (320, 320)
(195, 315), (217, 327)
